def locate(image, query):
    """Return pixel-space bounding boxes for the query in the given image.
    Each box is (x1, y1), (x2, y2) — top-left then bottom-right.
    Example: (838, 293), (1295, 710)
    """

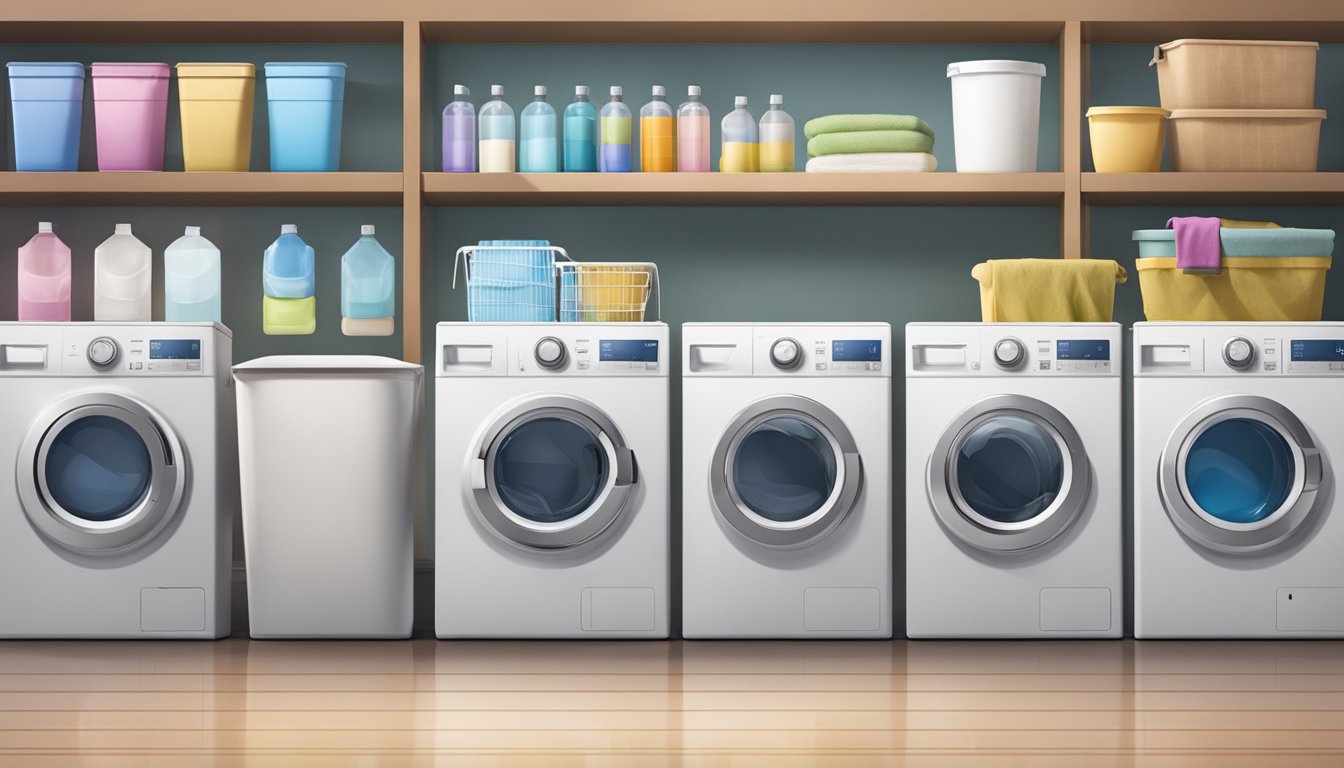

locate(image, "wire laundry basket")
(453, 243), (571, 322)
(559, 262), (660, 323)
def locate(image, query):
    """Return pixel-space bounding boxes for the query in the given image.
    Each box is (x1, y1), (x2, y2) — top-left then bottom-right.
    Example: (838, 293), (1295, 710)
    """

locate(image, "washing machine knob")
(770, 338), (802, 370)
(534, 337), (567, 369)
(993, 337), (1026, 369)
(87, 337), (120, 369)
(1223, 336), (1256, 369)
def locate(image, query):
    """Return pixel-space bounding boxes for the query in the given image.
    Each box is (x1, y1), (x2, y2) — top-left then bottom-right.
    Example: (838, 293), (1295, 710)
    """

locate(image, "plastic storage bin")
(8, 62), (84, 172)
(17, 222), (71, 322)
(1167, 109), (1324, 172)
(264, 62), (346, 172)
(1086, 107), (1169, 172)
(971, 258), (1127, 322)
(1132, 228), (1333, 321)
(1151, 40), (1319, 110)
(91, 62), (169, 171)
(455, 241), (566, 322)
(177, 63), (255, 172)
(233, 356), (423, 639)
(947, 60), (1046, 172)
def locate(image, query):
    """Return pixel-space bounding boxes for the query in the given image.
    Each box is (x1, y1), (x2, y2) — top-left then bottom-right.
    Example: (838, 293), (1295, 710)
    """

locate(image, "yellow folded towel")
(971, 259), (1128, 323)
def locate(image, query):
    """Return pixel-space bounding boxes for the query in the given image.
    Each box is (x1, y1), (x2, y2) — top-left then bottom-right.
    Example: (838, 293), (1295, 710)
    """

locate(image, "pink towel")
(1167, 216), (1221, 271)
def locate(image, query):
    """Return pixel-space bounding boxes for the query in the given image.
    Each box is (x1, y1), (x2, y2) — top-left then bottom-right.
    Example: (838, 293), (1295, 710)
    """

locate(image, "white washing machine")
(0, 323), (234, 638)
(906, 323), (1122, 639)
(1134, 322), (1344, 638)
(435, 322), (669, 638)
(682, 323), (892, 639)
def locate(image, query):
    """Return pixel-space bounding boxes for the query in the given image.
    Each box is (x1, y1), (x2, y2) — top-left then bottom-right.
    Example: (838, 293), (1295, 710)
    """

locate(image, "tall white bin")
(233, 356), (423, 638)
(947, 59), (1047, 172)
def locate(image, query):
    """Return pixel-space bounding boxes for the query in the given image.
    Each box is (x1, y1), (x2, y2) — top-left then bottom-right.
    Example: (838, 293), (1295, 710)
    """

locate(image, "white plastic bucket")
(947, 60), (1047, 172)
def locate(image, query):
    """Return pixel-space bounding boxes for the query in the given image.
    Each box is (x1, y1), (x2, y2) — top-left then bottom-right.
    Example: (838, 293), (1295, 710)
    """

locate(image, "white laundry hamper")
(947, 59), (1047, 172)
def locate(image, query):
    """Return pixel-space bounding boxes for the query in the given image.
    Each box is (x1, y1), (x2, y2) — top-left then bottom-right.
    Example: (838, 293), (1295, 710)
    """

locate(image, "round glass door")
(711, 396), (862, 549)
(928, 395), (1089, 552)
(17, 394), (186, 554)
(1161, 395), (1325, 553)
(471, 395), (637, 550)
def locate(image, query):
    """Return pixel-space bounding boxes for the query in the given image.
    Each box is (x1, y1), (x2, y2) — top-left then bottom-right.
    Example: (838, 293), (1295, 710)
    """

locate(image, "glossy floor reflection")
(0, 639), (1339, 767)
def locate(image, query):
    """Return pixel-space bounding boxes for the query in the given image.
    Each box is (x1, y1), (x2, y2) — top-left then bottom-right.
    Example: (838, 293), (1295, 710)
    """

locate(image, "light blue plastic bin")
(264, 62), (346, 172)
(8, 62), (85, 172)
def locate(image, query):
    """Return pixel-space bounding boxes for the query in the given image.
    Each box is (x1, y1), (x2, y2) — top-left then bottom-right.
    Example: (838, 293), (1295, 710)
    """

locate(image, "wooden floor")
(0, 639), (1339, 767)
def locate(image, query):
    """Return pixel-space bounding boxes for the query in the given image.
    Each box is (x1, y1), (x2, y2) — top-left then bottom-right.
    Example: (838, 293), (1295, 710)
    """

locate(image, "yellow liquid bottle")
(639, 86), (676, 172)
(720, 96), (758, 173)
(759, 94), (795, 172)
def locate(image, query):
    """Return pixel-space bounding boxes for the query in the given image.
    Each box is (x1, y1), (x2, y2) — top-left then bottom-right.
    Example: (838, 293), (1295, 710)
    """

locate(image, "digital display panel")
(832, 340), (882, 362)
(1290, 339), (1344, 362)
(149, 339), (201, 360)
(600, 339), (659, 362)
(1056, 339), (1110, 361)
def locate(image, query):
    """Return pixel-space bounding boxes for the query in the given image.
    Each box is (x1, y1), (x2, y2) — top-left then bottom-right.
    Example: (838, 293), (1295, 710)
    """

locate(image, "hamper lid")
(1086, 106), (1169, 117)
(264, 62), (348, 79)
(176, 63), (256, 78)
(947, 60), (1047, 78)
(92, 62), (170, 78)
(7, 62), (85, 78)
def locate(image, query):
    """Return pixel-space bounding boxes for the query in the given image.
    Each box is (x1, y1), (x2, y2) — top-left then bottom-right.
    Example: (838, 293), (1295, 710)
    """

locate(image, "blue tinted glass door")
(954, 414), (1064, 524)
(44, 415), (153, 522)
(732, 416), (838, 522)
(1185, 418), (1294, 524)
(493, 416), (608, 523)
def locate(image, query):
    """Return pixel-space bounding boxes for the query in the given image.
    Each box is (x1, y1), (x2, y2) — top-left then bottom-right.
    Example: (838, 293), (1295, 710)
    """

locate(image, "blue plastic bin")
(8, 62), (85, 172)
(264, 62), (346, 172)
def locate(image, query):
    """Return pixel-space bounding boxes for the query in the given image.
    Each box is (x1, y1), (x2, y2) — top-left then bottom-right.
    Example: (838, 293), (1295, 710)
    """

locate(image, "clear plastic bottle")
(164, 225), (222, 323)
(478, 84), (515, 173)
(16, 221), (71, 322)
(340, 225), (395, 337)
(262, 224), (316, 335)
(599, 86), (632, 173)
(519, 85), (558, 173)
(677, 85), (711, 172)
(442, 84), (476, 172)
(94, 223), (152, 322)
(759, 94), (796, 173)
(563, 85), (598, 172)
(640, 85), (675, 172)
(721, 96), (759, 173)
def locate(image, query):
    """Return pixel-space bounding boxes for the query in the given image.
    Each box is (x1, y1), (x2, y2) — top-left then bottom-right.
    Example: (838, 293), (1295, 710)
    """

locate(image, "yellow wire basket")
(558, 262), (660, 322)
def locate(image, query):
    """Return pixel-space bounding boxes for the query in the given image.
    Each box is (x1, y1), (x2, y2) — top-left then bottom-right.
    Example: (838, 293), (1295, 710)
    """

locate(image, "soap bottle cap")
(38, 222), (53, 233)
(575, 85), (589, 96)
(185, 226), (201, 236)
(114, 223), (132, 235)
(687, 85), (701, 98)
(735, 96), (748, 108)
(770, 94), (783, 105)
(454, 84), (469, 96)
(491, 84), (503, 97)
(610, 85), (623, 97)
(361, 225), (375, 236)
(281, 224), (298, 235)
(652, 85), (666, 97)
(534, 84), (546, 97)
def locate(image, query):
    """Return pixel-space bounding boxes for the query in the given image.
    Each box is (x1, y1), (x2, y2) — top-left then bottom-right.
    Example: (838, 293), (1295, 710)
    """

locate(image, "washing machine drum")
(1160, 395), (1328, 553)
(469, 395), (638, 550)
(928, 394), (1091, 552)
(16, 393), (187, 555)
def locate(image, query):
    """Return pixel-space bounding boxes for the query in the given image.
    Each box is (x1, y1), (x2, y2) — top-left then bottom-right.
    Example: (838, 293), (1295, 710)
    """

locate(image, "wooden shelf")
(1082, 173), (1344, 206)
(423, 172), (1065, 206)
(420, 21), (1064, 44)
(0, 173), (405, 206)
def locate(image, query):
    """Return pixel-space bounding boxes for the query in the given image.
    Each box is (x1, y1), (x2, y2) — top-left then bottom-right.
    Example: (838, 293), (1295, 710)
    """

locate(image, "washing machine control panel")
(907, 324), (1121, 377)
(0, 326), (217, 376)
(755, 331), (888, 376)
(1134, 325), (1344, 376)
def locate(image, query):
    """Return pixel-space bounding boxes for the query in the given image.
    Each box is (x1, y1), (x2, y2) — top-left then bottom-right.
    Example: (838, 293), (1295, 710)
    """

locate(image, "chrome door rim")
(471, 395), (636, 550)
(16, 393), (185, 554)
(1159, 395), (1325, 554)
(927, 394), (1090, 553)
(710, 395), (863, 549)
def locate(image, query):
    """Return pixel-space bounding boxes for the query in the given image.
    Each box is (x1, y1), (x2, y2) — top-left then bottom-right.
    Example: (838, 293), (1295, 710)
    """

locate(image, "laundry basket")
(454, 242), (569, 322)
(971, 258), (1127, 322)
(558, 262), (660, 322)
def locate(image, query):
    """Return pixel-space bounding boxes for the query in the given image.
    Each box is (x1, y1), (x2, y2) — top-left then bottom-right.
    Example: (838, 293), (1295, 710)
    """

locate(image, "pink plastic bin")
(92, 63), (170, 172)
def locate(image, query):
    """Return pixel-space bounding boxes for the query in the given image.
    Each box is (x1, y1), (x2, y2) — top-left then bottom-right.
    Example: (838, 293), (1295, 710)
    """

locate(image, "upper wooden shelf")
(0, 173), (404, 206)
(420, 21), (1064, 44)
(1083, 173), (1344, 205)
(423, 172), (1064, 206)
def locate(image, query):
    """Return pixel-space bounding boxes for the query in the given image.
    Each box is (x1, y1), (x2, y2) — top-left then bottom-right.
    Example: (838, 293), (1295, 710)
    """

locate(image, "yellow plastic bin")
(971, 259), (1127, 322)
(177, 63), (255, 171)
(1086, 107), (1169, 172)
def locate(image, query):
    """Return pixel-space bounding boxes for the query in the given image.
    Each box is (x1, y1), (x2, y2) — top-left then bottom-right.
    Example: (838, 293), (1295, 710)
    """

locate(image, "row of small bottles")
(443, 85), (795, 173)
(16, 223), (395, 336)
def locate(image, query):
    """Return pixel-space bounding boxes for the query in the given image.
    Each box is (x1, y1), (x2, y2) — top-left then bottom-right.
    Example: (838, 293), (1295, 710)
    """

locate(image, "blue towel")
(1220, 228), (1334, 258)
(468, 239), (556, 322)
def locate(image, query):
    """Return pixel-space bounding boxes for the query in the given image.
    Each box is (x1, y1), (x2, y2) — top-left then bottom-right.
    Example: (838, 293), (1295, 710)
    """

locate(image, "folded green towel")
(807, 130), (934, 158)
(804, 114), (935, 140)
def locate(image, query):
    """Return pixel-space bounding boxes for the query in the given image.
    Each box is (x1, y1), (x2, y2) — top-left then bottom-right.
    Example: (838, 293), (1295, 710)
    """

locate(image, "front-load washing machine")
(0, 323), (234, 638)
(436, 322), (669, 638)
(1134, 322), (1343, 638)
(682, 323), (892, 638)
(906, 323), (1122, 638)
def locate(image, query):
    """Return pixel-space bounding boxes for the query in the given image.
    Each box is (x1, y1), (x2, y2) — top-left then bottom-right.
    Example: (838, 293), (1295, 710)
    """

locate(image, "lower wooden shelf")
(0, 172), (405, 206)
(1083, 172), (1344, 206)
(423, 171), (1065, 206)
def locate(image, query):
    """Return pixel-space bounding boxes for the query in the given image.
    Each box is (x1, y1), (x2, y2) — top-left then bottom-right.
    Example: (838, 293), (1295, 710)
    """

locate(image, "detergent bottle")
(340, 225), (395, 336)
(721, 96), (758, 173)
(759, 94), (796, 172)
(94, 223), (152, 322)
(164, 225), (222, 322)
(262, 224), (316, 335)
(519, 85), (558, 172)
(16, 222), (71, 322)
(442, 84), (476, 172)
(640, 85), (675, 172)
(563, 85), (598, 172)
(677, 85), (711, 172)
(478, 84), (515, 173)
(599, 86), (632, 172)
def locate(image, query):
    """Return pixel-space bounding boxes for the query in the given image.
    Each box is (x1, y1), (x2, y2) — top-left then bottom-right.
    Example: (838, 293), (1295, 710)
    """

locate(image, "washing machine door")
(1160, 395), (1326, 554)
(469, 394), (637, 550)
(928, 394), (1090, 553)
(16, 393), (187, 555)
(709, 395), (863, 549)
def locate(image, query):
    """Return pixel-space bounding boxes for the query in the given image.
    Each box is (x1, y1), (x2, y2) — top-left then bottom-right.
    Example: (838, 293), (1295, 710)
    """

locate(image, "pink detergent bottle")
(17, 221), (71, 322)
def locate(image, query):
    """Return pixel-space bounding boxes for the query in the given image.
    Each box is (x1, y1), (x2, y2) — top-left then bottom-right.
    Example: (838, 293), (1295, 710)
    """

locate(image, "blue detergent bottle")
(340, 225), (396, 336)
(262, 223), (316, 335)
(519, 85), (558, 172)
(563, 85), (598, 172)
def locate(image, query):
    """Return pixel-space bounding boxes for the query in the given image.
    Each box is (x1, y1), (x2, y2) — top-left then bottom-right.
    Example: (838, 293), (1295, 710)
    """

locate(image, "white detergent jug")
(94, 223), (152, 322)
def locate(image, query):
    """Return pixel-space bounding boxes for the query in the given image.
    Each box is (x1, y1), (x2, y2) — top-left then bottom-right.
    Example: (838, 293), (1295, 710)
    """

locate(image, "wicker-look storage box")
(1168, 109), (1325, 172)
(1151, 39), (1319, 110)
